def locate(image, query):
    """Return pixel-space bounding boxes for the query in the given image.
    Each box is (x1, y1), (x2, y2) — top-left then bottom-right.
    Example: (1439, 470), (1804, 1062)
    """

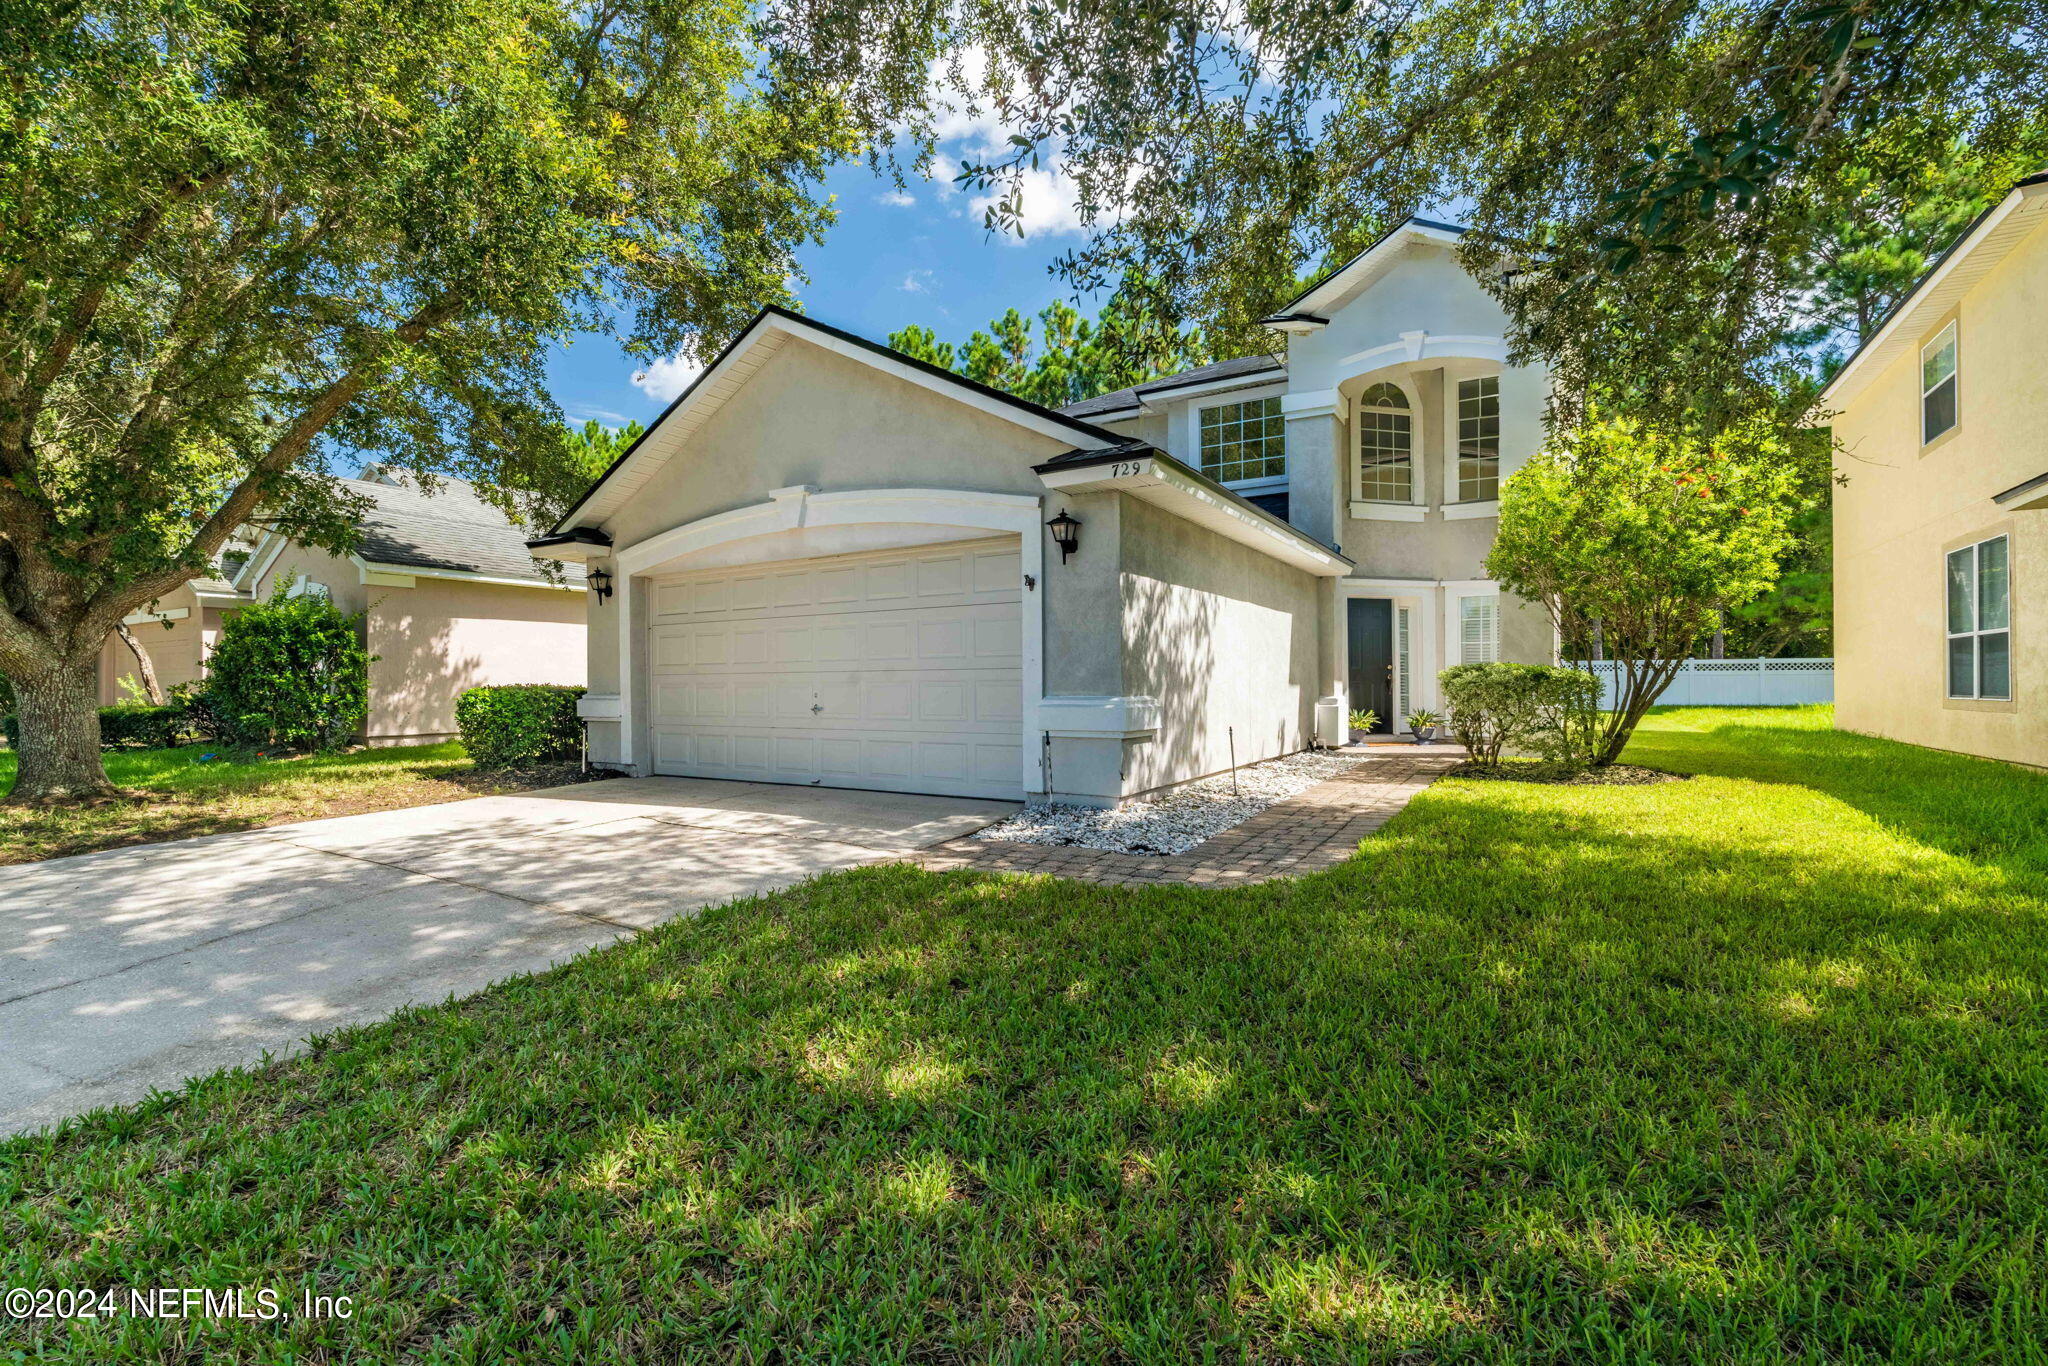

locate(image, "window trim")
(1946, 533), (2011, 701)
(1921, 320), (1959, 447)
(1186, 385), (1290, 491)
(1352, 378), (1420, 506)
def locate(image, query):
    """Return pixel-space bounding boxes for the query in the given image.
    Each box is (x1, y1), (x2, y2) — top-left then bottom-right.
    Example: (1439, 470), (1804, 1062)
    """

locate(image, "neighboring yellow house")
(106, 471), (589, 746)
(1823, 173), (2048, 768)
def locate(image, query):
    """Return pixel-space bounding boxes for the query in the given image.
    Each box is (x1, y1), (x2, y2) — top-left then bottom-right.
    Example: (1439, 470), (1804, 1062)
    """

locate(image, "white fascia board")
(1038, 453), (1351, 577)
(1138, 368), (1287, 406)
(236, 531), (288, 592)
(1819, 180), (2048, 410)
(122, 606), (191, 626)
(1281, 223), (1466, 321)
(353, 557), (582, 593)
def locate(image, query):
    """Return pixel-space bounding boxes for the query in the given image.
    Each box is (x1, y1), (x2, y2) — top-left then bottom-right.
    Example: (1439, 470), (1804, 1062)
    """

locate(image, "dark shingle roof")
(1057, 354), (1285, 420)
(344, 475), (583, 585)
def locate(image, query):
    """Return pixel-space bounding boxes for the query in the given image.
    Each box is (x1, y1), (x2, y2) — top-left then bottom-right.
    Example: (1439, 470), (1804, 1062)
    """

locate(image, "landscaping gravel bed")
(974, 749), (1374, 855)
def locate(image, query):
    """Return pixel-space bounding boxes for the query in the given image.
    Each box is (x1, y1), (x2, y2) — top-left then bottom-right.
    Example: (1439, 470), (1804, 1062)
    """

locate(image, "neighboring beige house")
(218, 472), (588, 745)
(97, 572), (252, 705)
(1822, 173), (2048, 768)
(533, 218), (1553, 806)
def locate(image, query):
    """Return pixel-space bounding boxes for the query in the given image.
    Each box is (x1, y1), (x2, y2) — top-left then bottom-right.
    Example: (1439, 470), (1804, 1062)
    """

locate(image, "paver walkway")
(917, 748), (1463, 886)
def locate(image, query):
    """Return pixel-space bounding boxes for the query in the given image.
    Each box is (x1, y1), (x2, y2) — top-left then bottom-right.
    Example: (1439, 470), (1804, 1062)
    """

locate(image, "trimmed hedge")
(1439, 661), (1604, 769)
(1, 701), (192, 751)
(456, 684), (585, 769)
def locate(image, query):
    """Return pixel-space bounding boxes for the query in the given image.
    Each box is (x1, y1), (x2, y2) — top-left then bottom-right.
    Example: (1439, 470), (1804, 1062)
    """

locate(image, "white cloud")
(900, 269), (935, 293)
(877, 188), (917, 207)
(631, 352), (704, 403)
(969, 164), (1095, 240)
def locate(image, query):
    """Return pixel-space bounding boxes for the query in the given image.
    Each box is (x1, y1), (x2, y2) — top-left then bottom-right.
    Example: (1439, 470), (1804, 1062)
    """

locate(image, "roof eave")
(1820, 174), (2048, 408)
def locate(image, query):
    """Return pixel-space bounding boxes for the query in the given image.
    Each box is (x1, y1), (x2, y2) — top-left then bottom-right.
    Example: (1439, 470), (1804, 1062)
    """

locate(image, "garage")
(646, 537), (1025, 799)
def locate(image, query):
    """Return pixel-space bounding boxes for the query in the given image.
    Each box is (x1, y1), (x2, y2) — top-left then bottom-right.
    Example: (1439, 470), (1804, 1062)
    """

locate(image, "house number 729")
(1109, 461), (1143, 478)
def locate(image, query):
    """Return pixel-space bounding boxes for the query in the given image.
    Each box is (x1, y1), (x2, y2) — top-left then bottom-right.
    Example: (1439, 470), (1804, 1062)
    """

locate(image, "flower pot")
(1412, 726), (1437, 744)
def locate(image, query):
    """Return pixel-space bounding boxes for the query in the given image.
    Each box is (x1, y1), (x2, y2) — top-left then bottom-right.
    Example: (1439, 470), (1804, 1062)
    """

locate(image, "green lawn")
(4, 707), (2046, 1362)
(0, 742), (572, 866)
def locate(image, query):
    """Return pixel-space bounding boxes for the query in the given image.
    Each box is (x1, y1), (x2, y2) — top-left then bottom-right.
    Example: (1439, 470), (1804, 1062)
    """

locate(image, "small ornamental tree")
(203, 590), (371, 751)
(1488, 417), (1800, 766)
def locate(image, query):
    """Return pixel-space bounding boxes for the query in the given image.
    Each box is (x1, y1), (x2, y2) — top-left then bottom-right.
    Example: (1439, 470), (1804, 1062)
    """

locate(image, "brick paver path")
(916, 747), (1464, 887)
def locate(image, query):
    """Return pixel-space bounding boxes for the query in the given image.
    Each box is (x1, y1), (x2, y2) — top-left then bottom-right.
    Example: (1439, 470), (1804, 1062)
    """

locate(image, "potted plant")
(1348, 708), (1378, 743)
(1405, 709), (1442, 743)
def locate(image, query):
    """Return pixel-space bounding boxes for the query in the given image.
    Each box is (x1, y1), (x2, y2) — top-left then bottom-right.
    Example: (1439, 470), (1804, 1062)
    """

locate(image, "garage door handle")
(811, 703), (823, 714)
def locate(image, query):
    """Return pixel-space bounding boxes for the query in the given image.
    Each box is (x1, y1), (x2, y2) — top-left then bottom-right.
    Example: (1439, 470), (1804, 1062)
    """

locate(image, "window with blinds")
(1459, 595), (1499, 664)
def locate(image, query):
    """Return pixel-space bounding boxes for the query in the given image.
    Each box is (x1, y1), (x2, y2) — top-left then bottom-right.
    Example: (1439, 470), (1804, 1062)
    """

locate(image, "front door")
(1347, 598), (1393, 732)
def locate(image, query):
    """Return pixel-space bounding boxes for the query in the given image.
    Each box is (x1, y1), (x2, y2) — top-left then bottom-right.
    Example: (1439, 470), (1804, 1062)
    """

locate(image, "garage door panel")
(651, 537), (1022, 799)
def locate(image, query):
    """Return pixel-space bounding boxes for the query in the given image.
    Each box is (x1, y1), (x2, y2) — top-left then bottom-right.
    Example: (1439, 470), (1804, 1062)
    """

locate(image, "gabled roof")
(1261, 217), (1468, 328)
(1057, 354), (1286, 420)
(550, 305), (1125, 534)
(342, 475), (584, 585)
(235, 474), (581, 590)
(1819, 174), (2048, 409)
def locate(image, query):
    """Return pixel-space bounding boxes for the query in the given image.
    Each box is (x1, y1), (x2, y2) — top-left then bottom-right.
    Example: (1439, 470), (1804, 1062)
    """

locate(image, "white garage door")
(647, 537), (1024, 799)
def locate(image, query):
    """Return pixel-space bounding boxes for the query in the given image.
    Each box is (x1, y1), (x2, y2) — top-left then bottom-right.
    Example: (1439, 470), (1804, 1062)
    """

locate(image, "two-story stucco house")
(533, 217), (1554, 806)
(1822, 173), (2048, 768)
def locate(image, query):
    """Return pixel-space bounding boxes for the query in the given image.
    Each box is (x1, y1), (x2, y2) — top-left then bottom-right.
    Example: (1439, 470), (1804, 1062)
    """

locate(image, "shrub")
(96, 703), (188, 750)
(1347, 708), (1378, 735)
(456, 684), (585, 769)
(204, 590), (372, 750)
(1440, 662), (1606, 769)
(3, 701), (197, 751)
(1440, 663), (1547, 766)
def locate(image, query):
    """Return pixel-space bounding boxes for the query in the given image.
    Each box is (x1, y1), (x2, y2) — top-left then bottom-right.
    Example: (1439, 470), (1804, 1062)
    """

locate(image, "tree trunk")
(115, 622), (166, 705)
(6, 656), (114, 801)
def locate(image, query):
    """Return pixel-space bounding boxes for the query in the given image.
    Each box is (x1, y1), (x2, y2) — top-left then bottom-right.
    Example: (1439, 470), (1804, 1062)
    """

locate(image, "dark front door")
(1347, 598), (1393, 732)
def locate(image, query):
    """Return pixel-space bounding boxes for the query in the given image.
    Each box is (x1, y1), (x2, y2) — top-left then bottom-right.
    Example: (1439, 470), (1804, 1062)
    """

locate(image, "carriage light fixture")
(1046, 509), (1081, 564)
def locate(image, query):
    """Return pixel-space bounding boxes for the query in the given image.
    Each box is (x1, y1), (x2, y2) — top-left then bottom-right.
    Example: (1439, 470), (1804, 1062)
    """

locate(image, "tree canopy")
(942, 0), (2048, 429)
(888, 276), (1208, 408)
(0, 0), (942, 798)
(1489, 416), (1803, 762)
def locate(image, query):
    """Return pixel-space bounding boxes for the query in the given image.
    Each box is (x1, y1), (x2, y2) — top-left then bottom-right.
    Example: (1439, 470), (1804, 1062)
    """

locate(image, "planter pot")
(1412, 727), (1437, 744)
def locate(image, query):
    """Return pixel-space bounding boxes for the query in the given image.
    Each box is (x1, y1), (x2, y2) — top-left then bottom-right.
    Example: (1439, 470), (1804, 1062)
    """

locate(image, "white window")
(1459, 594), (1499, 664)
(1456, 376), (1500, 502)
(1198, 396), (1286, 485)
(1922, 323), (1958, 444)
(1396, 605), (1413, 716)
(1355, 382), (1412, 503)
(287, 577), (330, 601)
(1947, 535), (2009, 699)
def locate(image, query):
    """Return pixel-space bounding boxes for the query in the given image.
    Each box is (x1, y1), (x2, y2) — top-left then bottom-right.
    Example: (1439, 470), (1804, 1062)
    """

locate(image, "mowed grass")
(0, 743), (560, 866)
(4, 708), (2047, 1362)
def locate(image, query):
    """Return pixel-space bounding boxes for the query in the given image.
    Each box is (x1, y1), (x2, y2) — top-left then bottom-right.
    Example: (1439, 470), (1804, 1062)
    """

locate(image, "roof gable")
(552, 306), (1122, 534)
(1263, 218), (1468, 328)
(1820, 175), (2048, 409)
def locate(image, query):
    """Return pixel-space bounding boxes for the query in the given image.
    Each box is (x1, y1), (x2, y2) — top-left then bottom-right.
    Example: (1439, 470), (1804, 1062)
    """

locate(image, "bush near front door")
(456, 685), (586, 769)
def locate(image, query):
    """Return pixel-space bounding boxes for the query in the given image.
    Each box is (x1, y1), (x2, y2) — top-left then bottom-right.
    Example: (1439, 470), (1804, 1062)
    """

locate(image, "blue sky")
(544, 156), (1103, 428)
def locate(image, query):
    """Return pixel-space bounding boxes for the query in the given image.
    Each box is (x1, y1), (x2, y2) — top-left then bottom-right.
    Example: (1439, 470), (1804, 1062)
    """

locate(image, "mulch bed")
(1448, 761), (1687, 786)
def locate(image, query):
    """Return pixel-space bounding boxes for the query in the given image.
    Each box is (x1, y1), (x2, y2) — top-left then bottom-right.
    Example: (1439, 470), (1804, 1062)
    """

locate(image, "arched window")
(1356, 382), (1412, 503)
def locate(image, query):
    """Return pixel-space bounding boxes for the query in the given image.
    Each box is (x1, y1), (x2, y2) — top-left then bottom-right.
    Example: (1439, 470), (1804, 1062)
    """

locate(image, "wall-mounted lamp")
(588, 567), (614, 603)
(1046, 509), (1081, 564)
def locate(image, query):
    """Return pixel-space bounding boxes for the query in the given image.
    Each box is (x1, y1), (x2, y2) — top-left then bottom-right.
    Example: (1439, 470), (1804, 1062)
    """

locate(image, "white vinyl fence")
(1580, 658), (1833, 707)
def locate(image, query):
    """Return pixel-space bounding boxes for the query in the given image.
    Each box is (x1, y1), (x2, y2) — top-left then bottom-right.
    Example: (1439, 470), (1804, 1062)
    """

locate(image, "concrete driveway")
(0, 778), (1015, 1137)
